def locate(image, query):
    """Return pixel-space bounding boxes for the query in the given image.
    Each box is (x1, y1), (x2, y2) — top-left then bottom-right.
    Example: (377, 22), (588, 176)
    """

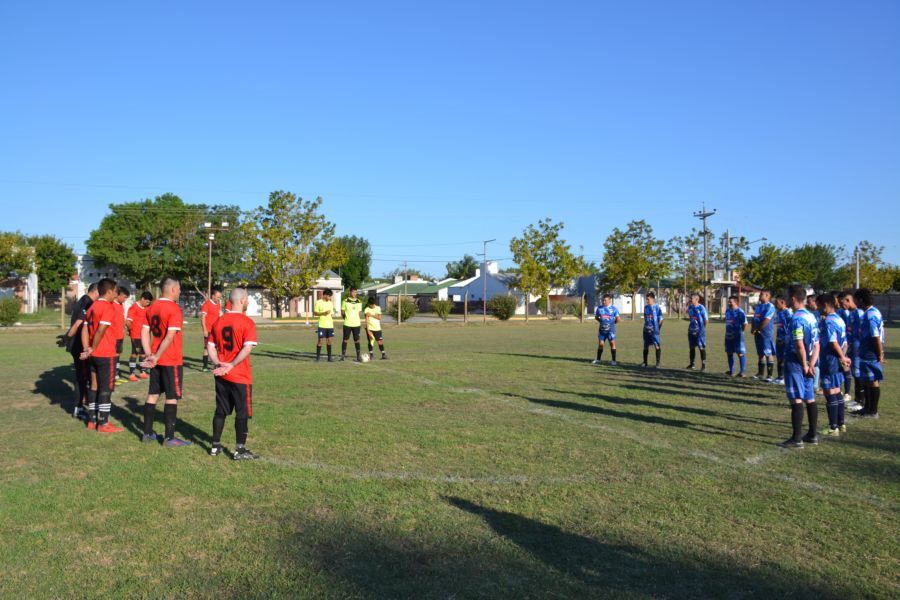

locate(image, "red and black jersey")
(201, 299), (221, 334)
(144, 298), (183, 366)
(112, 301), (126, 341)
(209, 311), (258, 384)
(126, 302), (147, 339)
(85, 299), (118, 358)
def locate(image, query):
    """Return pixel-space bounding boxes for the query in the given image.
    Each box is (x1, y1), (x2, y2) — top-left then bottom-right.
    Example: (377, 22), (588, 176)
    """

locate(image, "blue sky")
(1, 1), (898, 276)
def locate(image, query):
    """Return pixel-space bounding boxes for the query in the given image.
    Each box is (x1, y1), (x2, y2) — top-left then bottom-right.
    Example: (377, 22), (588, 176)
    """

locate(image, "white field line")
(256, 342), (897, 509)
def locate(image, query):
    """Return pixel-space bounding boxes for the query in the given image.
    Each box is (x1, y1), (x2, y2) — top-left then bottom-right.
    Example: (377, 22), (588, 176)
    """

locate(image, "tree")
(336, 235), (372, 290)
(26, 235), (76, 305)
(601, 220), (671, 319)
(382, 266), (434, 281)
(791, 243), (844, 293)
(510, 218), (584, 320)
(86, 194), (244, 291)
(742, 244), (799, 293)
(835, 241), (895, 293)
(0, 231), (35, 277)
(242, 192), (347, 318)
(446, 254), (479, 279)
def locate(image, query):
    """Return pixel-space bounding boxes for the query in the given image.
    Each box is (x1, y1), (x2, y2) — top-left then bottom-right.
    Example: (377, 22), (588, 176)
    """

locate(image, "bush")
(487, 295), (517, 320)
(0, 296), (22, 326)
(535, 296), (548, 314)
(548, 299), (581, 320)
(431, 299), (452, 321)
(388, 297), (417, 321)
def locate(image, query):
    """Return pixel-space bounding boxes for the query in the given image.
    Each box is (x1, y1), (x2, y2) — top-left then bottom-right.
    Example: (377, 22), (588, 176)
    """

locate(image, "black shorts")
(368, 330), (383, 342)
(149, 365), (183, 400)
(131, 338), (144, 355)
(90, 356), (117, 392)
(115, 339), (124, 355)
(72, 351), (90, 384)
(343, 326), (361, 341)
(215, 378), (252, 419)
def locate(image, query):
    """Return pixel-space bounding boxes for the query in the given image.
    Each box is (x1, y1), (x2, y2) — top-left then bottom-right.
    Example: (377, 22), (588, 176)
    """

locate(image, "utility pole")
(855, 245), (860, 288)
(399, 260), (408, 326)
(482, 239), (496, 324)
(202, 220), (230, 297)
(693, 204), (716, 314)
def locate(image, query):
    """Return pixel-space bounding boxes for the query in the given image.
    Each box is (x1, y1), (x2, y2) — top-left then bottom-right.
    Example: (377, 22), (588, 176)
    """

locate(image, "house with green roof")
(374, 276), (460, 312)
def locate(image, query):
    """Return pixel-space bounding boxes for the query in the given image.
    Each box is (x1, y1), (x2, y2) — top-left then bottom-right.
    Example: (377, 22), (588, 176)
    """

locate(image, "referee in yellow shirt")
(341, 287), (364, 362)
(315, 290), (335, 362)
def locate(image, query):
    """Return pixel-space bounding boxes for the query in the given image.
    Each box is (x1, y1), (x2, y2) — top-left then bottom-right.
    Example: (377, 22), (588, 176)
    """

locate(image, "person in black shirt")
(66, 283), (99, 420)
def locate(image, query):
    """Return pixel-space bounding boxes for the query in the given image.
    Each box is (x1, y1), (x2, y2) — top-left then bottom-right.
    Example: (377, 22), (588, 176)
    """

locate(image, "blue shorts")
(317, 327), (335, 339)
(643, 331), (660, 348)
(724, 336), (746, 355)
(598, 329), (616, 342)
(754, 334), (776, 357)
(688, 333), (706, 349)
(858, 359), (884, 383)
(784, 361), (815, 401)
(848, 342), (861, 378)
(820, 370), (845, 391)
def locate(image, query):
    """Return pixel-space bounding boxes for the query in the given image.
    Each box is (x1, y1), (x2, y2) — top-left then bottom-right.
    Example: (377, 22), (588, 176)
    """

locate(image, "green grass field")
(1, 319), (897, 599)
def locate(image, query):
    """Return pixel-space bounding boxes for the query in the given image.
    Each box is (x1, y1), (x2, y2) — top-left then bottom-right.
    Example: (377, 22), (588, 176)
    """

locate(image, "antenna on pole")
(693, 203), (716, 311)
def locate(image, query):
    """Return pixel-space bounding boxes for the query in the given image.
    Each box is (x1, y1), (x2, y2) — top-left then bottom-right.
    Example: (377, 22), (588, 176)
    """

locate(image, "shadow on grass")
(33, 364), (78, 414)
(545, 388), (781, 426)
(502, 392), (770, 443)
(597, 376), (777, 407)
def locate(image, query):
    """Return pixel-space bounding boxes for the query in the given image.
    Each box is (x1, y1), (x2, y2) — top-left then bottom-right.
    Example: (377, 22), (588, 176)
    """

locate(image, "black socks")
(689, 347), (696, 366)
(597, 347), (603, 361)
(143, 403), (156, 435)
(212, 415), (226, 444)
(757, 360), (765, 377)
(868, 386), (880, 414)
(164, 404), (177, 440)
(316, 346), (322, 360)
(642, 348), (648, 365)
(805, 402), (818, 437)
(655, 348), (661, 366)
(355, 342), (361, 359)
(791, 404), (804, 441)
(203, 354), (209, 369)
(235, 418), (249, 445)
(699, 348), (706, 367)
(766, 362), (773, 378)
(327, 345), (332, 359)
(611, 348), (616, 361)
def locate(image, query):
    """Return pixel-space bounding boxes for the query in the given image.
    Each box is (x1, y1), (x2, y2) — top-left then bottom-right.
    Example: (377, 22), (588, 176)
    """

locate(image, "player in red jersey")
(200, 286), (223, 372)
(126, 291), (153, 381)
(113, 286), (129, 384)
(140, 277), (191, 448)
(79, 278), (125, 433)
(207, 287), (259, 460)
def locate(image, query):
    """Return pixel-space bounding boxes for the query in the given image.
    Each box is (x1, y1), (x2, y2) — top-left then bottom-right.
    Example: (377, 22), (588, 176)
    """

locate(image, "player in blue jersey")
(772, 295), (793, 385)
(806, 294), (822, 392)
(840, 290), (865, 412)
(750, 290), (777, 381)
(778, 285), (821, 449)
(592, 294), (621, 365)
(852, 288), (886, 419)
(723, 295), (747, 377)
(641, 292), (663, 368)
(818, 294), (851, 435)
(835, 299), (853, 400)
(685, 293), (708, 371)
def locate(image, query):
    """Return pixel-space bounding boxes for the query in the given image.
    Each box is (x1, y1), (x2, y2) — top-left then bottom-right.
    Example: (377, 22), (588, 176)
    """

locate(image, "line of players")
(66, 277), (260, 459)
(592, 286), (886, 446)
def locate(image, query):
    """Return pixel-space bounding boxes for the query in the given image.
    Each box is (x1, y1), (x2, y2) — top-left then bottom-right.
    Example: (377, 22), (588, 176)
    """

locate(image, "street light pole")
(202, 220), (230, 298)
(693, 204), (716, 313)
(482, 238), (496, 324)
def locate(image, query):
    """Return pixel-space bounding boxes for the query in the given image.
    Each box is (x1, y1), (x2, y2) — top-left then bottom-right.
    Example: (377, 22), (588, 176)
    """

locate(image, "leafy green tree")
(836, 241), (895, 293)
(336, 235), (372, 290)
(26, 235), (76, 305)
(742, 244), (799, 293)
(86, 194), (244, 291)
(446, 254), (479, 279)
(242, 192), (347, 318)
(601, 220), (670, 319)
(0, 231), (35, 277)
(510, 218), (584, 320)
(791, 243), (844, 292)
(382, 266), (434, 281)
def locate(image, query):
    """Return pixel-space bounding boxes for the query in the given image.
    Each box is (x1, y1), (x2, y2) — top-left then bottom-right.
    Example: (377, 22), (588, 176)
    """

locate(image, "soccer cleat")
(115, 377), (129, 385)
(825, 427), (840, 437)
(777, 438), (804, 449)
(654, 364), (660, 369)
(87, 421), (97, 430)
(724, 371), (734, 377)
(700, 364), (706, 372)
(641, 363), (648, 368)
(591, 359), (601, 365)
(369, 353), (375, 360)
(847, 401), (863, 412)
(139, 372), (149, 380)
(163, 437), (192, 448)
(764, 377), (774, 383)
(142, 433), (158, 443)
(843, 393), (852, 403)
(232, 448), (259, 460)
(610, 361), (617, 366)
(128, 374), (139, 382)
(751, 375), (761, 380)
(840, 424), (847, 432)
(72, 406), (83, 419)
(381, 354), (388, 360)
(209, 445), (223, 457)
(802, 433), (820, 445)
(685, 364), (695, 370)
(340, 355), (346, 362)
(736, 373), (746, 378)
(97, 422), (124, 433)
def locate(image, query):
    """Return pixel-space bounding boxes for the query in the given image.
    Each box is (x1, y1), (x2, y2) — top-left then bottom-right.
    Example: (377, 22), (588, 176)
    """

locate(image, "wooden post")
(60, 286), (65, 329)
(397, 293), (402, 326)
(525, 293), (529, 323)
(580, 293), (585, 323)
(464, 291), (468, 324)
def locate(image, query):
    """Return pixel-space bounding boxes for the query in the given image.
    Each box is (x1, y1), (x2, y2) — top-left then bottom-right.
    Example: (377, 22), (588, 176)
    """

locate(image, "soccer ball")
(360, 353), (370, 363)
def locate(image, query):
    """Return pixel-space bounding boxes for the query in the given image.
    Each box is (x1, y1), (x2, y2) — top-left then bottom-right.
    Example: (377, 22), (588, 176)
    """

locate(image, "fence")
(874, 294), (899, 322)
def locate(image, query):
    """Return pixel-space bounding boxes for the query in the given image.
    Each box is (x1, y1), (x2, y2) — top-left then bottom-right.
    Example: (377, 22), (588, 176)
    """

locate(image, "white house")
(447, 261), (542, 315)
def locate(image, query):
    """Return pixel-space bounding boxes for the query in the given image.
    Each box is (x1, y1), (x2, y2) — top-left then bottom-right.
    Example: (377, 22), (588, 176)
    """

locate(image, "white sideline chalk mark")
(255, 343), (897, 510)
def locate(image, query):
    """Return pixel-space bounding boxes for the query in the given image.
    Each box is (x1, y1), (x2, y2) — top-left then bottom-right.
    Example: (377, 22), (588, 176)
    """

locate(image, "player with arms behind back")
(79, 278), (125, 433)
(642, 292), (663, 368)
(364, 297), (387, 360)
(817, 294), (851, 435)
(778, 285), (821, 449)
(686, 293), (708, 371)
(200, 286), (223, 372)
(750, 290), (777, 381)
(772, 295), (793, 385)
(723, 295), (747, 377)
(593, 293), (620, 366)
(207, 288), (259, 460)
(126, 291), (153, 381)
(852, 288), (886, 419)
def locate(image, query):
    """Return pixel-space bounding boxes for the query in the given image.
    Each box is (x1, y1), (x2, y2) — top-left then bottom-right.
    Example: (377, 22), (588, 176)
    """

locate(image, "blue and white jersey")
(837, 308), (850, 325)
(752, 301), (776, 338)
(724, 307), (746, 341)
(643, 304), (663, 335)
(594, 305), (620, 333)
(859, 306), (885, 362)
(845, 308), (865, 344)
(820, 313), (847, 374)
(785, 308), (819, 364)
(775, 308), (793, 344)
(687, 304), (708, 336)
